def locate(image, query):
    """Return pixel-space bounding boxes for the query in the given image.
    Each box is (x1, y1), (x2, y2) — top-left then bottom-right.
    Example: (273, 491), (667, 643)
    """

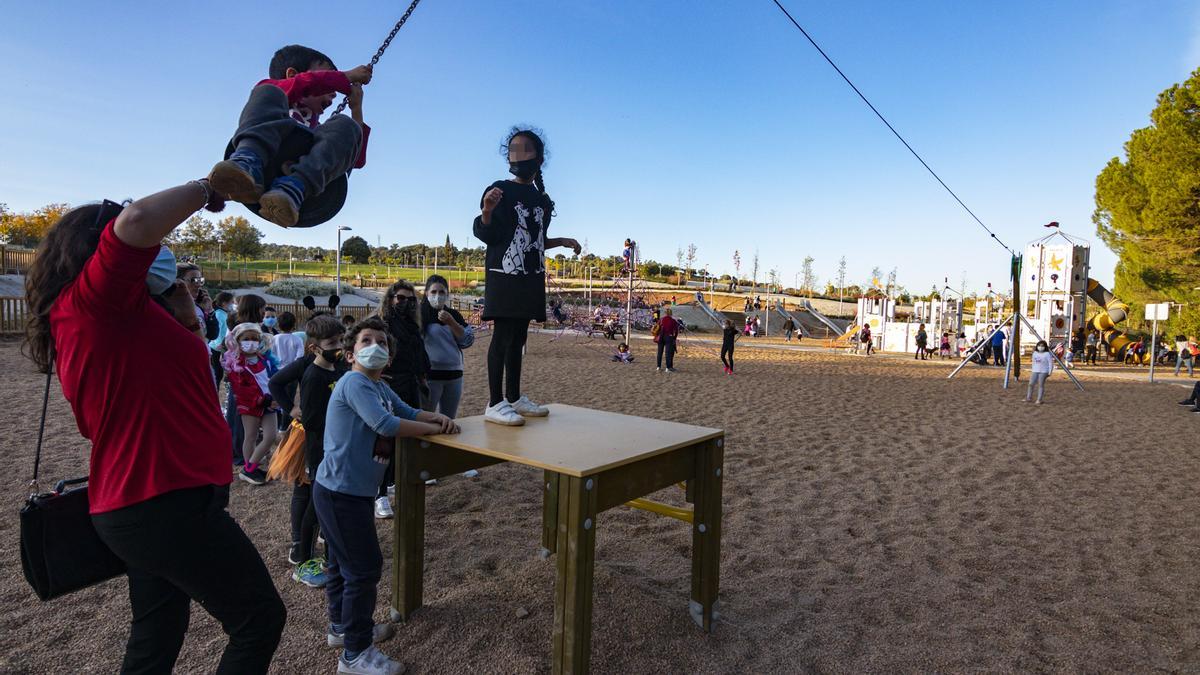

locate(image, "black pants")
(290, 481), (320, 563)
(488, 318), (529, 406)
(92, 485), (285, 674)
(720, 343), (734, 371)
(656, 335), (677, 369)
(313, 482), (381, 654)
(992, 344), (1005, 366)
(1086, 345), (1098, 364)
(915, 344), (926, 360)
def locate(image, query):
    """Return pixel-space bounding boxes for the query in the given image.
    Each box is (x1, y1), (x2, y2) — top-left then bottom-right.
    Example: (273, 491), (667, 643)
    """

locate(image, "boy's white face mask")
(355, 343), (390, 370)
(427, 292), (446, 309)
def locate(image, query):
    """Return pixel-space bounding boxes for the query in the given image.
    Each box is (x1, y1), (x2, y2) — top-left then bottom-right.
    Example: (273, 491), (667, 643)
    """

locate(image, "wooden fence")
(2, 246), (36, 275)
(1, 296), (29, 334)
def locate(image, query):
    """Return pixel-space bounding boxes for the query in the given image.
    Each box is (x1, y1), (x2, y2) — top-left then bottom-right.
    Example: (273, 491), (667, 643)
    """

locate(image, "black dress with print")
(472, 180), (553, 322)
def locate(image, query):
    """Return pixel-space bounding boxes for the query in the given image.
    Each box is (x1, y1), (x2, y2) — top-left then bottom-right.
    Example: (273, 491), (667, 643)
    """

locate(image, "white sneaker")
(655, 367), (661, 373)
(337, 645), (405, 674)
(461, 469), (480, 478)
(484, 400), (525, 426)
(374, 497), (394, 519)
(329, 622), (396, 647)
(510, 395), (549, 417)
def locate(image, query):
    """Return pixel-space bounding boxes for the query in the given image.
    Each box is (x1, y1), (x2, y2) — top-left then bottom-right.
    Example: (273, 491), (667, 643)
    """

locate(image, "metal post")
(626, 244), (635, 339)
(1149, 316), (1159, 383)
(336, 230), (343, 298)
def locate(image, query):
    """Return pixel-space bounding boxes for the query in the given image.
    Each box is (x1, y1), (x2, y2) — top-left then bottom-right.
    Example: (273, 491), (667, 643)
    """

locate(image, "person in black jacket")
(375, 279), (430, 518)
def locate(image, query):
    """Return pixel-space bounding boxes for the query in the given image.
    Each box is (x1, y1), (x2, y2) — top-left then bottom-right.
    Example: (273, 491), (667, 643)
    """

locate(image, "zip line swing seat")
(219, 0), (422, 229)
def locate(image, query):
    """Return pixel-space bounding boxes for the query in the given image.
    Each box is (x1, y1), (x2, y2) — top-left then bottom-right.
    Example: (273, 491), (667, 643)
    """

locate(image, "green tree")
(1095, 68), (1200, 335)
(217, 216), (264, 260)
(341, 235), (371, 264)
(176, 215), (218, 258)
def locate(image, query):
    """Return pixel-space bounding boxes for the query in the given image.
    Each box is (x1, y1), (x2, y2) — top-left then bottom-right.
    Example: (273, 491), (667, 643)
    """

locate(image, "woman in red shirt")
(655, 307), (680, 373)
(24, 181), (284, 673)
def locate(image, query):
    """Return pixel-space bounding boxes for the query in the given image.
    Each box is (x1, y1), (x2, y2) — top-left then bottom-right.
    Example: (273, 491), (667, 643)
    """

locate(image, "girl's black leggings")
(720, 344), (734, 371)
(488, 318), (529, 406)
(290, 481), (319, 563)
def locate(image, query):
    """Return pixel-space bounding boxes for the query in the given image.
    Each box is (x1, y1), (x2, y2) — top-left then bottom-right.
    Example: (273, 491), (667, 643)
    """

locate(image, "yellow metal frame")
(624, 498), (694, 523)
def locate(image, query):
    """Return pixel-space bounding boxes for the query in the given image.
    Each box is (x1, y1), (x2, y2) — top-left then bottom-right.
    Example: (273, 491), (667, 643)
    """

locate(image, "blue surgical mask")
(263, 317), (278, 328)
(146, 245), (177, 296)
(355, 343), (390, 370)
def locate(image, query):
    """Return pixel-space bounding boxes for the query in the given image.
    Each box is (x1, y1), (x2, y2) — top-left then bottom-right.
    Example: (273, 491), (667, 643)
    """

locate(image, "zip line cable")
(768, 0), (1015, 256)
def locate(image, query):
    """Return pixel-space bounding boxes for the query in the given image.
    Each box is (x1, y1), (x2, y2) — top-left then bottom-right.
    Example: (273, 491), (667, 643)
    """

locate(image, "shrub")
(265, 278), (356, 299)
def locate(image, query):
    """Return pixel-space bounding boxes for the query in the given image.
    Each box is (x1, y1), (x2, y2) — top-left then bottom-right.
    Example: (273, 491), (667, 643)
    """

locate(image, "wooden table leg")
(689, 438), (724, 632)
(392, 438), (427, 622)
(541, 470), (560, 559)
(552, 475), (598, 674)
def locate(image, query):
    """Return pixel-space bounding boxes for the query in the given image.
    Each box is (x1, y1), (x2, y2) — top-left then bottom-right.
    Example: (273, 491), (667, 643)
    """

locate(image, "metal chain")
(330, 0), (423, 117)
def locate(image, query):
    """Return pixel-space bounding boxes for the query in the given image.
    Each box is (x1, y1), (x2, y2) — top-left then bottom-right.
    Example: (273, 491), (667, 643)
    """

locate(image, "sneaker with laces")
(288, 542), (303, 565)
(328, 623), (397, 648)
(374, 496), (394, 519)
(292, 559), (329, 588)
(484, 400), (525, 426)
(208, 148), (264, 203)
(510, 395), (549, 417)
(258, 175), (305, 228)
(337, 645), (405, 674)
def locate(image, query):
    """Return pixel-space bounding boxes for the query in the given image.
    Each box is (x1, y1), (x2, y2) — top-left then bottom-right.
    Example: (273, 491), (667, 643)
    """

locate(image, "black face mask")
(508, 159), (539, 181)
(320, 348), (342, 364)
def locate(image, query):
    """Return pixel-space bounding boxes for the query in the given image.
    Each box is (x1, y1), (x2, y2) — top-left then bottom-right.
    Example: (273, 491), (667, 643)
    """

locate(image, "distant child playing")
(473, 127), (580, 425)
(721, 319), (739, 374)
(209, 45), (374, 227)
(1026, 339), (1054, 405)
(314, 317), (457, 674)
(612, 343), (634, 363)
(224, 323), (280, 485)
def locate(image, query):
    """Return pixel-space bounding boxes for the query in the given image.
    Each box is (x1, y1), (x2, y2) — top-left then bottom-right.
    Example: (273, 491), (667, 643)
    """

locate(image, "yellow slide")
(1086, 279), (1135, 358)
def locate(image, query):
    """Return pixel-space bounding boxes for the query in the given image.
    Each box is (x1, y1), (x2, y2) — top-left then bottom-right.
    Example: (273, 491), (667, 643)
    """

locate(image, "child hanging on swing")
(209, 45), (374, 228)
(474, 127), (581, 426)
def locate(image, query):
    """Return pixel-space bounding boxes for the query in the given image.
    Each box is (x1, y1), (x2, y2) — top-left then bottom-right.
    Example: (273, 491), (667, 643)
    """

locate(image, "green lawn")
(218, 260), (485, 283)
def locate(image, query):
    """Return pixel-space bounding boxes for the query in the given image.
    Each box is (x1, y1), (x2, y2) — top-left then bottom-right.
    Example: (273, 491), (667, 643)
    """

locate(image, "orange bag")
(268, 420), (309, 485)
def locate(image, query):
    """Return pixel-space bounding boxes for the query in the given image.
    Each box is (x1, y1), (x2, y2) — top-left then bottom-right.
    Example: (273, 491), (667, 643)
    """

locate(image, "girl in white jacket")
(1026, 340), (1054, 404)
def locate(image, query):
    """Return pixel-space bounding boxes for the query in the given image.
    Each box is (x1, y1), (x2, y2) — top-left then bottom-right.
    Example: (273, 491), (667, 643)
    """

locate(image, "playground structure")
(1022, 228), (1090, 352)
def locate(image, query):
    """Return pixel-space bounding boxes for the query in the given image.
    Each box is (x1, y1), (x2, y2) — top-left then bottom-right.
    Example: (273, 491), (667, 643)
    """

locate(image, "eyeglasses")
(188, 277), (206, 285)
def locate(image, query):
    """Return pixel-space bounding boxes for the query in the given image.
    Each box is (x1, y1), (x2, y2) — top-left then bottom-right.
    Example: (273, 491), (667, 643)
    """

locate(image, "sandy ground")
(1, 332), (1199, 673)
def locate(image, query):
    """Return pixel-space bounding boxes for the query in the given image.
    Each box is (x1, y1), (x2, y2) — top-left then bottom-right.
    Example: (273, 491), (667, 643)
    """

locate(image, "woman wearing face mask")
(23, 182), (285, 671)
(1026, 340), (1054, 405)
(373, 280), (430, 518)
(419, 274), (474, 419)
(177, 262), (218, 340)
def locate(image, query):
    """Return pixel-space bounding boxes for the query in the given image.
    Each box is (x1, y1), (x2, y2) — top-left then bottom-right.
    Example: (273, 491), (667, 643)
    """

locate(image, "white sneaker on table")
(510, 395), (549, 417)
(484, 400), (525, 426)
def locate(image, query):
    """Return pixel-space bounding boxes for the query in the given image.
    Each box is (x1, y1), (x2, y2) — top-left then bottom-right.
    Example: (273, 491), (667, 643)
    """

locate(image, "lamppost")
(336, 225), (352, 298)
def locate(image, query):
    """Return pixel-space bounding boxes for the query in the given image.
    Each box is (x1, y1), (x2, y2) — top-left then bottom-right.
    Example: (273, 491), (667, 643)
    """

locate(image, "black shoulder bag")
(20, 366), (125, 601)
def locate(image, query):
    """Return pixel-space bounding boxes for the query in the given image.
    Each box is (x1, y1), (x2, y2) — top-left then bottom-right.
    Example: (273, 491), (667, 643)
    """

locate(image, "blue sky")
(2, 1), (1196, 294)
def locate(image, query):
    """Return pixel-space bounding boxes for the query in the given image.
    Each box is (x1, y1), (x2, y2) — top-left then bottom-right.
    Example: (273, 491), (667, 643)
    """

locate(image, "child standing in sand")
(473, 127), (581, 425)
(314, 318), (457, 673)
(224, 323), (281, 485)
(1026, 340), (1054, 404)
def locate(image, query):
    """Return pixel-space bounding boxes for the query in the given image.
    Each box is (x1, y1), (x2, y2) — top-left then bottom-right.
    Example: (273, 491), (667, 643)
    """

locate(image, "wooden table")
(389, 404), (725, 674)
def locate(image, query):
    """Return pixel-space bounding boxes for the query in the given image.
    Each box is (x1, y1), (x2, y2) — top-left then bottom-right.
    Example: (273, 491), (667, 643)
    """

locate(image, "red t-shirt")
(51, 222), (231, 514)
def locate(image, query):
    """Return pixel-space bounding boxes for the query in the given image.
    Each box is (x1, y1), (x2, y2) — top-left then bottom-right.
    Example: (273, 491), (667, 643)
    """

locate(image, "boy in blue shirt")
(314, 317), (457, 674)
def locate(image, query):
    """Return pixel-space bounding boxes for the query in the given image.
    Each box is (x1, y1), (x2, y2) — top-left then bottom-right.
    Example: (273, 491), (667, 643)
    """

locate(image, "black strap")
(32, 366), (52, 483)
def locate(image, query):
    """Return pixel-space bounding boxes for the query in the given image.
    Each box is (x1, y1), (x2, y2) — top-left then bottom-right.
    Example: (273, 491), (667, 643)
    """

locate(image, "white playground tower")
(1022, 227), (1090, 351)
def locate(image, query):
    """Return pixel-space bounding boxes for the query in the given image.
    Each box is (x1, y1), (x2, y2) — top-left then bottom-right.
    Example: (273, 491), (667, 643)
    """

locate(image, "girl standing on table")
(473, 127), (580, 426)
